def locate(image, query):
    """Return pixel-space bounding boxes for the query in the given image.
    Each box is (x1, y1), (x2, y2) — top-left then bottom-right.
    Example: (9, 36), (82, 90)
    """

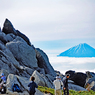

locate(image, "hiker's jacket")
(28, 81), (38, 93)
(53, 79), (63, 90)
(63, 77), (68, 88)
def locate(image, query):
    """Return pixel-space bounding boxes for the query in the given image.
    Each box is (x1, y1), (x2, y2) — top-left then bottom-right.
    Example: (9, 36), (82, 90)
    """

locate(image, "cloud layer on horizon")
(49, 57), (95, 74)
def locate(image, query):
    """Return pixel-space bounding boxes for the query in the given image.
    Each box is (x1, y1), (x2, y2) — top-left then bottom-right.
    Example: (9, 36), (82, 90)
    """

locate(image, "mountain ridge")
(58, 43), (95, 57)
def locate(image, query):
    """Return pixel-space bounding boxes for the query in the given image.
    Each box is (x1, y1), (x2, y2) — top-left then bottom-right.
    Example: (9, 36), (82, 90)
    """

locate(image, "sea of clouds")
(49, 56), (95, 75)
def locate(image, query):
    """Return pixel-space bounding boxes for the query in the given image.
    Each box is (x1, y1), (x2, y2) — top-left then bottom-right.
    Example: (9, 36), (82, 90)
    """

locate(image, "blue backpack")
(12, 84), (22, 92)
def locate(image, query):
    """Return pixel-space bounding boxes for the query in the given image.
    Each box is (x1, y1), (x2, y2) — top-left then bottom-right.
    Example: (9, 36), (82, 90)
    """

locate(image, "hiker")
(0, 73), (7, 94)
(53, 76), (63, 95)
(63, 74), (70, 95)
(1, 73), (6, 84)
(28, 76), (38, 95)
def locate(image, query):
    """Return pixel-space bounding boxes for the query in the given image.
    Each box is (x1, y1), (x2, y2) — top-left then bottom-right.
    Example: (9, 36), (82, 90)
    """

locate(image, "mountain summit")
(58, 43), (95, 57)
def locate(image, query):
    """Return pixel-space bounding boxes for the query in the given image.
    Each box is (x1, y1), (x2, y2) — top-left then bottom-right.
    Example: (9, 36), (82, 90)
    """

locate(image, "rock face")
(85, 71), (95, 91)
(6, 36), (38, 68)
(0, 18), (56, 94)
(36, 48), (56, 77)
(66, 70), (87, 87)
(32, 70), (53, 88)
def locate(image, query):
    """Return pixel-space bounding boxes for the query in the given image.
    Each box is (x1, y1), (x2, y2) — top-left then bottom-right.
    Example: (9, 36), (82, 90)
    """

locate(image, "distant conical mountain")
(58, 43), (95, 57)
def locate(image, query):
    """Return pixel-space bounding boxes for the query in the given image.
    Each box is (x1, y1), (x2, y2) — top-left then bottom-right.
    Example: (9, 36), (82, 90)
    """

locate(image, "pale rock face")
(6, 36), (38, 68)
(32, 70), (53, 88)
(7, 74), (21, 92)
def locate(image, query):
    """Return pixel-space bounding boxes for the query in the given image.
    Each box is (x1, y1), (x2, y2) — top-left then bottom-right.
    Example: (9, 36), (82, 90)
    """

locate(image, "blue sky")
(0, 0), (95, 73)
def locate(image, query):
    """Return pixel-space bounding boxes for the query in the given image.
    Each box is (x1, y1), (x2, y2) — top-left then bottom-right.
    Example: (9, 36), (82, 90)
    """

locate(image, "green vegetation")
(38, 86), (95, 95)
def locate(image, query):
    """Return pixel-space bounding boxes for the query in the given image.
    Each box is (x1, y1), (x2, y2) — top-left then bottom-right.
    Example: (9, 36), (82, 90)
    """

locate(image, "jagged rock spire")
(2, 18), (31, 46)
(2, 18), (17, 35)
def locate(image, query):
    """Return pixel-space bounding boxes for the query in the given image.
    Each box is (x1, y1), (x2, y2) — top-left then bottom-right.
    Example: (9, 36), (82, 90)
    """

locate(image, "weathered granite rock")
(6, 33), (15, 42)
(32, 70), (53, 88)
(66, 70), (87, 87)
(16, 30), (31, 46)
(35, 48), (56, 77)
(16, 75), (29, 92)
(0, 43), (20, 71)
(24, 67), (35, 76)
(0, 32), (7, 44)
(7, 74), (21, 92)
(68, 83), (87, 91)
(0, 48), (20, 74)
(6, 36), (38, 68)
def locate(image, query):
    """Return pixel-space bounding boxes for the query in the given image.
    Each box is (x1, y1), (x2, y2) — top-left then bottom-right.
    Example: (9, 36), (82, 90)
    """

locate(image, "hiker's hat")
(1, 73), (4, 76)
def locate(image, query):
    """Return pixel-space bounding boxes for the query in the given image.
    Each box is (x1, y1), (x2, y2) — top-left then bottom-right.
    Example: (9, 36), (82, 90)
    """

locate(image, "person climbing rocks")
(28, 76), (38, 95)
(53, 76), (63, 95)
(63, 74), (70, 95)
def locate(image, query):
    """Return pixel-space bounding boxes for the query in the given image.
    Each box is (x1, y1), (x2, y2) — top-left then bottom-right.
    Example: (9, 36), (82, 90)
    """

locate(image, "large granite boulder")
(35, 48), (56, 77)
(0, 32), (7, 44)
(0, 44), (20, 74)
(65, 70), (87, 87)
(6, 36), (38, 68)
(68, 83), (87, 91)
(7, 74), (21, 92)
(32, 70), (53, 88)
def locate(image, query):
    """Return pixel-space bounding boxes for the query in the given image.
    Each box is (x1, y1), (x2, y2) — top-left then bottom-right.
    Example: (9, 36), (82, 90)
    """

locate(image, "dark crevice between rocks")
(17, 77), (29, 93)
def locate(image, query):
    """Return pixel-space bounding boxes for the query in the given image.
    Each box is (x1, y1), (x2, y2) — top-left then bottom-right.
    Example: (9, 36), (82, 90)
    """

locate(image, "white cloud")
(49, 57), (95, 74)
(50, 57), (95, 65)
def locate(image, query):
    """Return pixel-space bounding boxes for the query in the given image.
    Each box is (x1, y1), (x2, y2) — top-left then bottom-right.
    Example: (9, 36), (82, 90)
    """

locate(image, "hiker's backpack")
(12, 84), (22, 92)
(1, 85), (6, 94)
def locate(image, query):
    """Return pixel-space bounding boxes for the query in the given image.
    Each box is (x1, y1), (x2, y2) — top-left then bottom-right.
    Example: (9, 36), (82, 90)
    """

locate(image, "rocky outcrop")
(66, 70), (87, 87)
(35, 48), (56, 77)
(6, 36), (38, 68)
(0, 18), (56, 94)
(68, 83), (87, 91)
(2, 19), (17, 35)
(32, 70), (53, 88)
(85, 71), (95, 91)
(2, 19), (31, 46)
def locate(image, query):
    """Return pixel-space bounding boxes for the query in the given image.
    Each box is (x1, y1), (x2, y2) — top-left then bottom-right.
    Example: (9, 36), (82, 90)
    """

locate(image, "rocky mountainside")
(0, 19), (95, 95)
(0, 18), (56, 94)
(58, 43), (95, 57)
